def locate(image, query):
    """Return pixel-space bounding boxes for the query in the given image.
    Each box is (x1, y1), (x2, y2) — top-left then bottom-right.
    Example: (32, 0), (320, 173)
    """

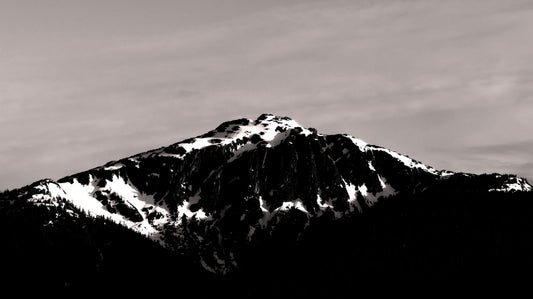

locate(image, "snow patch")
(439, 170), (455, 178)
(104, 163), (125, 171)
(29, 181), (67, 205)
(275, 200), (309, 214)
(316, 192), (344, 218)
(358, 176), (397, 206)
(57, 175), (168, 236)
(179, 138), (214, 153)
(343, 178), (362, 212)
(258, 196), (309, 228)
(228, 141), (262, 162)
(489, 177), (532, 192)
(104, 175), (148, 212)
(259, 196), (269, 213)
(176, 190), (210, 220)
(58, 176), (105, 216)
(345, 135), (368, 152)
(156, 115), (313, 162)
(377, 175), (397, 198)
(316, 193), (333, 209)
(177, 200), (210, 220)
(227, 116), (312, 161)
(258, 196), (271, 228)
(47, 182), (67, 199)
(368, 146), (439, 175)
(359, 184), (368, 197)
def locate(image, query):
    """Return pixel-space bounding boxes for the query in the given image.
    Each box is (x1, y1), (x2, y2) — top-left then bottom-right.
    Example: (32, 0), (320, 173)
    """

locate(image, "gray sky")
(1, 0), (533, 190)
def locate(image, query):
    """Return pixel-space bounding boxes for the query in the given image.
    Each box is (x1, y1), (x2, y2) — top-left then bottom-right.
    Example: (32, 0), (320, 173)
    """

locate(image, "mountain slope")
(1, 114), (532, 291)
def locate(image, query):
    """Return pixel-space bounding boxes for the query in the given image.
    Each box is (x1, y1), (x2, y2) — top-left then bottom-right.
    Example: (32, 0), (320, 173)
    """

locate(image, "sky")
(1, 0), (533, 190)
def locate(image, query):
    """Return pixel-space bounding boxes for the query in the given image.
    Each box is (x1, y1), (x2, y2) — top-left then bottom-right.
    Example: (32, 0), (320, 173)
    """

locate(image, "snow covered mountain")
(7, 113), (531, 277)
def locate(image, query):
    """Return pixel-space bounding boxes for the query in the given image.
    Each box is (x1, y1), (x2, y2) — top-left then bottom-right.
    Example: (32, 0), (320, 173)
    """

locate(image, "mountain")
(1, 114), (532, 294)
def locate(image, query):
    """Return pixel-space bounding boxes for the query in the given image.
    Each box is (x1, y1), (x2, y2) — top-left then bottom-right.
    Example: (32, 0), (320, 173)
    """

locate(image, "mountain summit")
(2, 114), (532, 291)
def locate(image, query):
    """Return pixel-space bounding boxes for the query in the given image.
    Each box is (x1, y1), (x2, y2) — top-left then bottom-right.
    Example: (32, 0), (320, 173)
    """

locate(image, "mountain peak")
(144, 114), (314, 162)
(3, 114), (533, 291)
(204, 113), (313, 140)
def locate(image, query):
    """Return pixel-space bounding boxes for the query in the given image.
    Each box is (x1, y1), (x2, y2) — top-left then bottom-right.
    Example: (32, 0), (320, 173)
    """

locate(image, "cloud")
(2, 0), (533, 189)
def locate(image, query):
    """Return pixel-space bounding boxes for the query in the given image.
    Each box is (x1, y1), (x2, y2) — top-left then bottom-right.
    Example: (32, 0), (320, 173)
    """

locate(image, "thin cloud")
(467, 140), (533, 156)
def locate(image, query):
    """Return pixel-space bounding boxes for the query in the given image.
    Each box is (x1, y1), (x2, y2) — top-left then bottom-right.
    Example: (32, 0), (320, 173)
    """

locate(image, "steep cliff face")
(7, 114), (532, 275)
